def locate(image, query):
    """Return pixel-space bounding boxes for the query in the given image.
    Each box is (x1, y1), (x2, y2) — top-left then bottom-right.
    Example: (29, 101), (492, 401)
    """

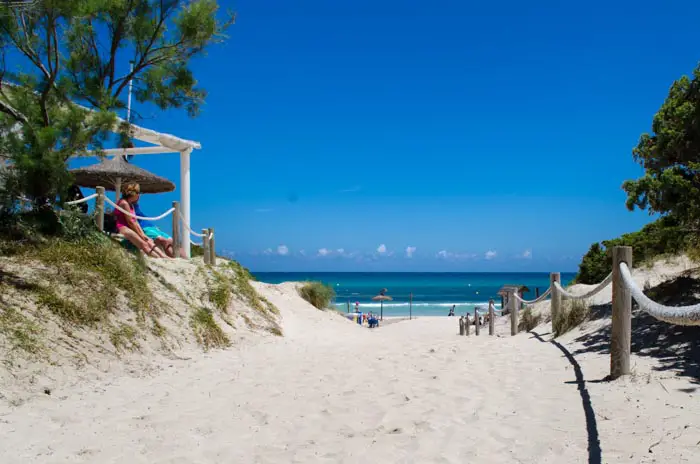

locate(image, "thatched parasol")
(372, 293), (393, 321)
(71, 155), (175, 201)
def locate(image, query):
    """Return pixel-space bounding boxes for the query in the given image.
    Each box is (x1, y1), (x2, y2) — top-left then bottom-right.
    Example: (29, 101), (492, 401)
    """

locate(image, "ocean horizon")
(254, 271), (577, 317)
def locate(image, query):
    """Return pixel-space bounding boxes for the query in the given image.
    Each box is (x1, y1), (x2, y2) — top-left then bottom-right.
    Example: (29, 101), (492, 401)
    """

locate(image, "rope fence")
(463, 245), (699, 380)
(73, 185), (217, 265)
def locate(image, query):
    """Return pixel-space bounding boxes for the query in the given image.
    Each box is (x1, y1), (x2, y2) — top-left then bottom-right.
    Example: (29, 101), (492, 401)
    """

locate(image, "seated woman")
(133, 201), (185, 258)
(115, 183), (169, 258)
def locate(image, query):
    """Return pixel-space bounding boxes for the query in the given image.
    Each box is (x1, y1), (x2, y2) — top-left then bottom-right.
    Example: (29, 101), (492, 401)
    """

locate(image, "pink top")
(115, 200), (134, 231)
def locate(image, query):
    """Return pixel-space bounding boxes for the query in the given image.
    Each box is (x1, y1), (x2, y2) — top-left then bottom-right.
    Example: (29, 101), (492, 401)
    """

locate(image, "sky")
(70, 0), (700, 272)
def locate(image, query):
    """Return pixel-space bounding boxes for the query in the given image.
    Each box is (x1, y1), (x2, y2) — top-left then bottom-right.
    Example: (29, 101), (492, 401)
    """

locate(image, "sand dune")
(0, 280), (698, 463)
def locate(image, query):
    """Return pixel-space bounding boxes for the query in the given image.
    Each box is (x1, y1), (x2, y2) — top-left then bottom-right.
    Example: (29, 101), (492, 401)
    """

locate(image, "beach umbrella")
(372, 294), (393, 321)
(70, 155), (175, 201)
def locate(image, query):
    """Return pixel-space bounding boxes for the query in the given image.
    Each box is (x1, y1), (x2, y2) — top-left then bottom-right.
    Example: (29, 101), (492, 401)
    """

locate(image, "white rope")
(191, 241), (203, 247)
(512, 287), (552, 305)
(175, 205), (206, 238)
(65, 193), (98, 205)
(104, 197), (175, 221)
(553, 272), (613, 300)
(619, 263), (700, 326)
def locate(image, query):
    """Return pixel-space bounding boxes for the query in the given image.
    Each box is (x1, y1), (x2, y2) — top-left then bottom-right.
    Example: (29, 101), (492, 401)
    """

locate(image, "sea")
(253, 272), (576, 317)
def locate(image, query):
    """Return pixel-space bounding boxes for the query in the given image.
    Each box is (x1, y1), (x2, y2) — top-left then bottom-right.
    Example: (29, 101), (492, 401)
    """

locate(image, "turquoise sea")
(253, 272), (576, 317)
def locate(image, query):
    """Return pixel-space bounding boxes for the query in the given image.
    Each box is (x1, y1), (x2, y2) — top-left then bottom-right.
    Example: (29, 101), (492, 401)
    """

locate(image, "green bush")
(574, 216), (687, 284)
(298, 281), (335, 310)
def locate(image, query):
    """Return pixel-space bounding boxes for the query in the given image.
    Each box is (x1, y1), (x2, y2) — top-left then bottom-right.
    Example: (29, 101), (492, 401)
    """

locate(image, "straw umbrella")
(372, 293), (393, 321)
(70, 155), (175, 201)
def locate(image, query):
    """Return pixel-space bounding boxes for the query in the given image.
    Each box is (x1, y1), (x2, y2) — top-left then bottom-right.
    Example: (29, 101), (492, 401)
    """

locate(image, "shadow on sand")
(574, 274), (700, 386)
(530, 331), (602, 464)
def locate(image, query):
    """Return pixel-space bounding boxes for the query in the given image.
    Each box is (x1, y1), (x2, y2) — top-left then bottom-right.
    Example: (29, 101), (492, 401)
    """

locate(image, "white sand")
(1, 277), (699, 463)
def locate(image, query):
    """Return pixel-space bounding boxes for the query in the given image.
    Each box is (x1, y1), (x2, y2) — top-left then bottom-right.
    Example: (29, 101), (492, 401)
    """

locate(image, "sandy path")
(0, 282), (593, 463)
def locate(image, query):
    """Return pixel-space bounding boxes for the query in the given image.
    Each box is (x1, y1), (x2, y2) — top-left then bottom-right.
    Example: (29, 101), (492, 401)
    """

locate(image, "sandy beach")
(0, 278), (698, 463)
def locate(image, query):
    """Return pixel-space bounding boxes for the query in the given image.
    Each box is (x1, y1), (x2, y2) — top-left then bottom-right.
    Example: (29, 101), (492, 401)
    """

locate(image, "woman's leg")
(120, 227), (159, 257)
(155, 237), (175, 258)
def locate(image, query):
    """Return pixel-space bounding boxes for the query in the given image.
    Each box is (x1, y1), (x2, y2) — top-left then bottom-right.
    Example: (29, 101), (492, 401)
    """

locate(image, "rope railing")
(512, 287), (552, 305)
(619, 263), (700, 326)
(104, 196), (175, 221)
(470, 245), (699, 380)
(65, 193), (98, 205)
(553, 272), (613, 301)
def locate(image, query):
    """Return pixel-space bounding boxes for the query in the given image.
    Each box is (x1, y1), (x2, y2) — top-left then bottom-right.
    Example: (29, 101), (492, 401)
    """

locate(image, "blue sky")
(71, 0), (700, 272)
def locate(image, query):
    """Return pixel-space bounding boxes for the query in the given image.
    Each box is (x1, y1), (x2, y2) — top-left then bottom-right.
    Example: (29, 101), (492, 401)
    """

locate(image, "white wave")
(336, 301), (502, 309)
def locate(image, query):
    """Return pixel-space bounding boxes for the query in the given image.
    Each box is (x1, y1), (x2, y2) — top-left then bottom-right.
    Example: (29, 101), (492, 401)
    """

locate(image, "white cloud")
(263, 248), (273, 255)
(485, 250), (497, 260)
(377, 244), (387, 254)
(405, 246), (416, 258)
(318, 248), (330, 256)
(337, 248), (345, 254)
(436, 250), (476, 260)
(277, 245), (289, 256)
(522, 249), (532, 259)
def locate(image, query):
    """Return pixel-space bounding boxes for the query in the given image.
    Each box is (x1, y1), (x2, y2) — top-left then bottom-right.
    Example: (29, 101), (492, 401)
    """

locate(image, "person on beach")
(115, 183), (169, 258)
(133, 201), (185, 258)
(448, 305), (455, 317)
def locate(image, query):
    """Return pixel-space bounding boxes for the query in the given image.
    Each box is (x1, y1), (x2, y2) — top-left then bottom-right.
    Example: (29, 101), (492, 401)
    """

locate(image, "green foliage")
(574, 216), (687, 284)
(208, 269), (232, 312)
(228, 260), (279, 316)
(622, 63), (700, 227)
(190, 307), (229, 351)
(298, 281), (335, 310)
(553, 299), (590, 337)
(109, 323), (140, 353)
(0, 306), (46, 359)
(0, 0), (233, 213)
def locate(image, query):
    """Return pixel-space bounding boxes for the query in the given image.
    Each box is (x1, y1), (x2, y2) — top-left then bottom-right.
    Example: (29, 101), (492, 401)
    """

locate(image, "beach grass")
(109, 323), (140, 353)
(554, 299), (590, 336)
(519, 307), (542, 332)
(0, 306), (46, 359)
(298, 281), (335, 310)
(190, 307), (230, 350)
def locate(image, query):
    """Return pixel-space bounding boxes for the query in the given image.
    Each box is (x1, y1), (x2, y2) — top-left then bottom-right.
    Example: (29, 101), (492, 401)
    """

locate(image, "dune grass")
(0, 306), (46, 360)
(554, 299), (590, 336)
(518, 307), (543, 332)
(208, 269), (233, 312)
(190, 307), (230, 350)
(109, 323), (140, 353)
(298, 281), (335, 310)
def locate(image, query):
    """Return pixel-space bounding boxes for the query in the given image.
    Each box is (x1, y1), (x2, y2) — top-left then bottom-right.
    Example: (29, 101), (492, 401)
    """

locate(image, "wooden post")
(95, 186), (105, 232)
(488, 299), (495, 336)
(550, 272), (561, 334)
(474, 308), (480, 336)
(459, 316), (465, 336)
(347, 300), (350, 313)
(208, 228), (216, 266)
(172, 201), (180, 256)
(202, 228), (210, 265)
(409, 292), (413, 320)
(465, 314), (470, 336)
(536, 287), (540, 298)
(509, 288), (518, 336)
(501, 295), (505, 312)
(611, 246), (633, 379)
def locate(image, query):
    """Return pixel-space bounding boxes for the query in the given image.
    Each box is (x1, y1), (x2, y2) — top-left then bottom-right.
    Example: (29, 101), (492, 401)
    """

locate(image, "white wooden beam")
(78, 146), (180, 158)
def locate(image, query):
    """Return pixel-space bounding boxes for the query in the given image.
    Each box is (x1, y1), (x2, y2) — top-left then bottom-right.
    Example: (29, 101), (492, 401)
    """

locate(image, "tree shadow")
(574, 275), (700, 385)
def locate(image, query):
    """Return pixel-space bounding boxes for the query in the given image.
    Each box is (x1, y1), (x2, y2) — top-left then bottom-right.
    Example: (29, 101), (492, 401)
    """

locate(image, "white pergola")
(77, 118), (201, 258)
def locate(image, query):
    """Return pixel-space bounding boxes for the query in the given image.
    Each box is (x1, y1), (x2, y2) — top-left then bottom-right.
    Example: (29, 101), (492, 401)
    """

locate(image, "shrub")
(298, 281), (335, 309)
(574, 215), (687, 284)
